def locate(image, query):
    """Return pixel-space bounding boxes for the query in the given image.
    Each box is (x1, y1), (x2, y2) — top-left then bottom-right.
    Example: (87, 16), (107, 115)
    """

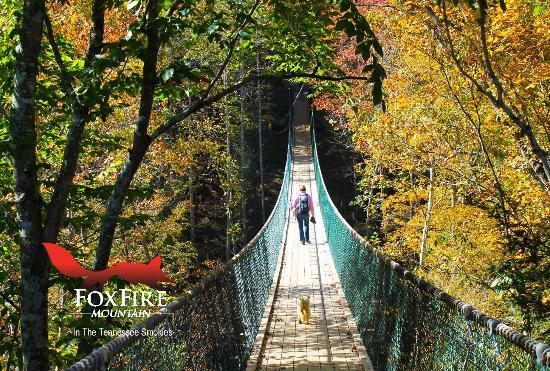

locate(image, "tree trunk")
(451, 184), (457, 207)
(257, 53), (265, 223)
(44, 105), (89, 241)
(499, 102), (550, 187)
(43, 0), (105, 242)
(93, 0), (159, 271)
(473, 114), (510, 236)
(94, 130), (152, 270)
(84, 0), (105, 67)
(351, 153), (357, 226)
(189, 168), (195, 242)
(224, 72), (233, 260)
(409, 170), (415, 219)
(365, 165), (376, 236)
(8, 0), (49, 368)
(420, 157), (434, 267)
(240, 67), (247, 244)
(515, 138), (548, 189)
(78, 0), (159, 354)
(379, 167), (387, 237)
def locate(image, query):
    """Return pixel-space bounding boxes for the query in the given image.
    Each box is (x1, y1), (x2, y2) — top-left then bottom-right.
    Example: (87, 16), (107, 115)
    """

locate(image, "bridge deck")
(247, 120), (373, 371)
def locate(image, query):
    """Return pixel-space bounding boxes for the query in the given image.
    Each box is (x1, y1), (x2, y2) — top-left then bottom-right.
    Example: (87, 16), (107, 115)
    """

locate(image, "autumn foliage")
(315, 0), (549, 342)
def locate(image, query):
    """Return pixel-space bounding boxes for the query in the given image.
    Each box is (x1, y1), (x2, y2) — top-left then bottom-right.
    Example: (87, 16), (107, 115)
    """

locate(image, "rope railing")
(310, 112), (549, 371)
(68, 127), (293, 370)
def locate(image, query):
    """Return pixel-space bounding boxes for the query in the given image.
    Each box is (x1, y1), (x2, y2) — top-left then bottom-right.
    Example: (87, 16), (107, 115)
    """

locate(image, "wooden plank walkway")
(247, 114), (373, 370)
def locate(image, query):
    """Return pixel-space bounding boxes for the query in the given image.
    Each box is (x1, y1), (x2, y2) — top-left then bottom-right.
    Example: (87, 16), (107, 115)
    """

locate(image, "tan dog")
(298, 295), (311, 324)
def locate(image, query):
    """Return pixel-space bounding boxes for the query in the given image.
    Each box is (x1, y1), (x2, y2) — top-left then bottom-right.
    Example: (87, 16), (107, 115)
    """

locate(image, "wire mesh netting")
(311, 116), (549, 371)
(69, 134), (293, 371)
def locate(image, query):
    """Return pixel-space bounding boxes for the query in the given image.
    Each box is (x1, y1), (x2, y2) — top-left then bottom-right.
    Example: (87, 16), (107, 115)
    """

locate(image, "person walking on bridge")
(292, 185), (316, 245)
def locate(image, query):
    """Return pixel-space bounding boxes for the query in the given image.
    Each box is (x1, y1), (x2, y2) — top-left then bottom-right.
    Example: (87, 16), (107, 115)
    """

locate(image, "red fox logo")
(43, 243), (171, 289)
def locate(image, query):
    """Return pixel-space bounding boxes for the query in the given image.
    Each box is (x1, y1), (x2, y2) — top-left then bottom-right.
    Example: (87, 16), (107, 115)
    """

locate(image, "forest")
(0, 0), (548, 369)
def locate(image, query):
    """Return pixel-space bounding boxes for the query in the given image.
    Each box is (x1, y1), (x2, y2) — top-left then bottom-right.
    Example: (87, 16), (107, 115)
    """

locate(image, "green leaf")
(534, 5), (546, 16)
(372, 80), (382, 106)
(161, 68), (174, 83)
(373, 40), (383, 57)
(238, 29), (252, 40)
(207, 23), (219, 35)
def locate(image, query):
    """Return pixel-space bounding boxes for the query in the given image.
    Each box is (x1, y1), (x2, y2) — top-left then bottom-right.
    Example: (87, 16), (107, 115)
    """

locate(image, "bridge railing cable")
(68, 119), (294, 371)
(310, 111), (549, 370)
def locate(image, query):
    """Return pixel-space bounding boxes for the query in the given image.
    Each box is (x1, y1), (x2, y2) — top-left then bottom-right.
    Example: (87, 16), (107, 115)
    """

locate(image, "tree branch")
(200, 0), (261, 100)
(166, 0), (184, 16)
(439, 61), (512, 232)
(478, 0), (504, 104)
(151, 71), (373, 140)
(438, 0), (550, 186)
(85, 0), (105, 67)
(43, 8), (77, 103)
(439, 1), (487, 97)
(94, 0), (160, 272)
(43, 0), (106, 242)
(0, 290), (21, 311)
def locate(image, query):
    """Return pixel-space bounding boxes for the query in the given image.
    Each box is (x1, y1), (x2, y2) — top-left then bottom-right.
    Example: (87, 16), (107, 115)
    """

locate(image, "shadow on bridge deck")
(247, 116), (374, 371)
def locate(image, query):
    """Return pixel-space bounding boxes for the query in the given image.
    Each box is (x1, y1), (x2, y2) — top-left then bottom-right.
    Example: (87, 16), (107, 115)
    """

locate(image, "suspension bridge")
(69, 94), (549, 370)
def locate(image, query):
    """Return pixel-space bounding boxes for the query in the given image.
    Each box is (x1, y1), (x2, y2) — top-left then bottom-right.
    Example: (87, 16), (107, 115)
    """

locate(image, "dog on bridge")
(298, 295), (311, 324)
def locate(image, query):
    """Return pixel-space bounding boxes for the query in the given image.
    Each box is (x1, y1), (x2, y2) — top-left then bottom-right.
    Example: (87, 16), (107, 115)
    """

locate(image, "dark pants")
(297, 213), (309, 242)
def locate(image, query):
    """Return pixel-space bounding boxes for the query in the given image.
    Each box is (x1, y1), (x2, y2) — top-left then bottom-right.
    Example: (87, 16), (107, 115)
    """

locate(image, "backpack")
(298, 194), (309, 215)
